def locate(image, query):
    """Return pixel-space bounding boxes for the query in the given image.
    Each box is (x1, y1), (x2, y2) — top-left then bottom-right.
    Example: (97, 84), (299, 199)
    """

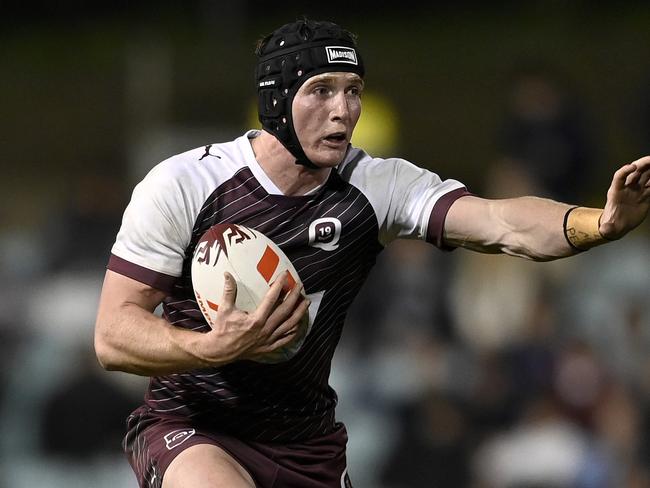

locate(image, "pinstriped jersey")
(109, 130), (468, 442)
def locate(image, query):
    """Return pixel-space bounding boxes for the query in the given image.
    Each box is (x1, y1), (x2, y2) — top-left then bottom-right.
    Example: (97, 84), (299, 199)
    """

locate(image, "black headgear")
(255, 19), (365, 168)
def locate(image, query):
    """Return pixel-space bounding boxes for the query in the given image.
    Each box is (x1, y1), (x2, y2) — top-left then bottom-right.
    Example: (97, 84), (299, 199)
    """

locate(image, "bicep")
(97, 270), (167, 319)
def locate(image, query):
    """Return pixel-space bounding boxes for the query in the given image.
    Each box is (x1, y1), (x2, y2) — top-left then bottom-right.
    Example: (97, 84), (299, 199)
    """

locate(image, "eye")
(313, 85), (330, 96)
(347, 85), (363, 97)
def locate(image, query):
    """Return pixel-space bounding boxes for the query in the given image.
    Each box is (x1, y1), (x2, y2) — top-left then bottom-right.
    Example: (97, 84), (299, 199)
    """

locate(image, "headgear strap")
(255, 20), (365, 168)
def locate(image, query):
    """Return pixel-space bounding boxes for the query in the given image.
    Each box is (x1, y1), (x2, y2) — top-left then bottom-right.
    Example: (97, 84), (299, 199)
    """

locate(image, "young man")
(94, 19), (650, 488)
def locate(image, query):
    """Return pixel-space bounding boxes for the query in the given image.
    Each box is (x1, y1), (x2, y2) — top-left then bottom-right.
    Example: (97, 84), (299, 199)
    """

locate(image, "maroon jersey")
(109, 130), (468, 442)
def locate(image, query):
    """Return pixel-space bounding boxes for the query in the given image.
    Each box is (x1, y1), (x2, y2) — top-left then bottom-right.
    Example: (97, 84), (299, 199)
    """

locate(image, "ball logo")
(194, 224), (254, 266)
(309, 218), (341, 251)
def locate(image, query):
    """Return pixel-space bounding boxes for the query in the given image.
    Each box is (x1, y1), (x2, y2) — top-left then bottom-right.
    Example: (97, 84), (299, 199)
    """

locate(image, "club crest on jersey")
(326, 46), (358, 65)
(164, 429), (196, 450)
(309, 217), (341, 251)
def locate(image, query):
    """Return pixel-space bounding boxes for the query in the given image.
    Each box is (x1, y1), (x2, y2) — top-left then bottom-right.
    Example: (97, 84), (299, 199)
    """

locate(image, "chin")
(308, 149), (347, 168)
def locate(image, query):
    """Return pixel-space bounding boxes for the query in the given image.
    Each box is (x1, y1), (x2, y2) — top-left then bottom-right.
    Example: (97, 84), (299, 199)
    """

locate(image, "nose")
(330, 91), (350, 121)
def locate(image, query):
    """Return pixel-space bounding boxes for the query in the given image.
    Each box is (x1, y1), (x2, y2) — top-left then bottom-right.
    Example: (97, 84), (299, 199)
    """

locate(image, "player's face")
(292, 72), (363, 168)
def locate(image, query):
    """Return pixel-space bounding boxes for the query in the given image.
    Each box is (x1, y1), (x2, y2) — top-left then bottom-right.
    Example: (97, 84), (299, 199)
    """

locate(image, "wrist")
(563, 206), (611, 252)
(166, 325), (216, 369)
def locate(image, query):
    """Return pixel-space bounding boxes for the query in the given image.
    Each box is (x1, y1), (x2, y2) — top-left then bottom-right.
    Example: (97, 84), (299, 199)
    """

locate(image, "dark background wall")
(3, 2), (650, 230)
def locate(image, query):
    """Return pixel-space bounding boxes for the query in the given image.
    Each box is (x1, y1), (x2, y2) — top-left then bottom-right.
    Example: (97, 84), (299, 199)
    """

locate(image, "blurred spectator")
(473, 394), (593, 488)
(496, 60), (601, 203)
(590, 383), (649, 487)
(334, 238), (457, 487)
(552, 341), (607, 430)
(41, 169), (126, 273)
(448, 156), (564, 354)
(449, 251), (553, 352)
(629, 69), (650, 155)
(380, 391), (471, 488)
(40, 346), (140, 460)
(345, 239), (454, 357)
(0, 167), (139, 486)
(473, 339), (649, 488)
(557, 236), (650, 397)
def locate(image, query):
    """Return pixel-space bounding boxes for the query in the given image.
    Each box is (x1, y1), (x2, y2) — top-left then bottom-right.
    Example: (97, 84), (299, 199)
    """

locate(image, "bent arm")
(94, 269), (309, 376)
(443, 195), (575, 261)
(94, 270), (212, 375)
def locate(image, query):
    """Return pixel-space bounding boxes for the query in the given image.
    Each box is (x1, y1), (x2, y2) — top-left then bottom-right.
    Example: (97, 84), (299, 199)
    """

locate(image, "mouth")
(322, 131), (348, 147)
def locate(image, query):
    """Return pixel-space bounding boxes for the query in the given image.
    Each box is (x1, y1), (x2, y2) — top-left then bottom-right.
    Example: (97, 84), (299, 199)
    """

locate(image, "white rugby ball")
(191, 223), (310, 363)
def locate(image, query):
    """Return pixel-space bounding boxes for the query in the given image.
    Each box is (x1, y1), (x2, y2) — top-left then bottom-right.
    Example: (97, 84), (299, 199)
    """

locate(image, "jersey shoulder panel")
(338, 146), (466, 245)
(110, 135), (251, 279)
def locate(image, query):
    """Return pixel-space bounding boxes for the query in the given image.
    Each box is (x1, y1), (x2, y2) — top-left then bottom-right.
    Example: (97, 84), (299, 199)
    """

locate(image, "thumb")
(220, 272), (238, 311)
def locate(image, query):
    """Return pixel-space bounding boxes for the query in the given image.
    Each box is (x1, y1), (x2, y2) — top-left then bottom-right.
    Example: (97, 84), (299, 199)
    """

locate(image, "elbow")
(94, 337), (114, 371)
(94, 325), (120, 371)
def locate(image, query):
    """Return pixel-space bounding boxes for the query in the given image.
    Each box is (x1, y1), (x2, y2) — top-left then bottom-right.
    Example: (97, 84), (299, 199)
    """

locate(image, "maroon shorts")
(123, 406), (352, 488)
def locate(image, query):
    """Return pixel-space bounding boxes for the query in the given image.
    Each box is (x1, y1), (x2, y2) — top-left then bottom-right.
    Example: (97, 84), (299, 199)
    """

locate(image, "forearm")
(491, 197), (578, 260)
(95, 302), (216, 375)
(445, 196), (583, 261)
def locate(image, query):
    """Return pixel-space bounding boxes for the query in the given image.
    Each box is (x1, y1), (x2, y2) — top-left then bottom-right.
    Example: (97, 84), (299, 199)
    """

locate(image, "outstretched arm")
(443, 156), (650, 261)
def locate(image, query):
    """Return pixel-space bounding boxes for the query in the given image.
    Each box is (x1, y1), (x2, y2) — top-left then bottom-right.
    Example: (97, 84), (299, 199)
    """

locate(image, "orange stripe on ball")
(284, 272), (296, 293)
(257, 245), (280, 283)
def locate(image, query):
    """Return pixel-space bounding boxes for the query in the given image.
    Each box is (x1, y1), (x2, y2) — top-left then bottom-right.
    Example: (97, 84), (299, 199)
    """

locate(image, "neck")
(250, 130), (331, 196)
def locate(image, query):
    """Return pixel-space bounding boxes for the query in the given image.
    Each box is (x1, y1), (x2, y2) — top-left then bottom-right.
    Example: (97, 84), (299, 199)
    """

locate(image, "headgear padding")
(255, 19), (365, 168)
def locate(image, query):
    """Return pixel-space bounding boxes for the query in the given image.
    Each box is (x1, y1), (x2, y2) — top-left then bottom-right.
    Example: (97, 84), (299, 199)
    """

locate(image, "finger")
(279, 278), (304, 308)
(270, 329), (301, 349)
(256, 308), (308, 354)
(251, 331), (299, 356)
(630, 155), (650, 171)
(266, 297), (310, 342)
(254, 271), (288, 321)
(219, 272), (238, 312)
(275, 271), (299, 301)
(617, 164), (639, 187)
(638, 169), (650, 188)
(262, 287), (307, 336)
(262, 284), (305, 335)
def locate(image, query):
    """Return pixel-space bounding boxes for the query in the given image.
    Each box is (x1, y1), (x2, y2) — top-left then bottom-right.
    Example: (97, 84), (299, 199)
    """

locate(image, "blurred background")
(2, 1), (650, 487)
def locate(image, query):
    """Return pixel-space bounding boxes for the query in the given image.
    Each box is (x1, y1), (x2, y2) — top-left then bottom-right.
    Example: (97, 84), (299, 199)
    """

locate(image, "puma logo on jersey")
(199, 144), (221, 161)
(309, 217), (341, 251)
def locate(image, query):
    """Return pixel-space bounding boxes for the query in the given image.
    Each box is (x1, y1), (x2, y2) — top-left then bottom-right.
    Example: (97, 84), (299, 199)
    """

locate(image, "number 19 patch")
(308, 218), (341, 251)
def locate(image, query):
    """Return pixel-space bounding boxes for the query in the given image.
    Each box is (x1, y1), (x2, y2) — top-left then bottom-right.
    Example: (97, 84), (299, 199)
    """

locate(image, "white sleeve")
(111, 163), (194, 280)
(341, 152), (468, 247)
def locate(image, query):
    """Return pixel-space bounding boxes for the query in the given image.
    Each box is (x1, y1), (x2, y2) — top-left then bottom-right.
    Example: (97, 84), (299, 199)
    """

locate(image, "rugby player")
(94, 18), (650, 488)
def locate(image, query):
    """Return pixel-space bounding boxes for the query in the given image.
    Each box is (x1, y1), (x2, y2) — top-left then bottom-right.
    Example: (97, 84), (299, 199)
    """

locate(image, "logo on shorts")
(326, 46), (358, 65)
(309, 217), (342, 251)
(164, 429), (196, 450)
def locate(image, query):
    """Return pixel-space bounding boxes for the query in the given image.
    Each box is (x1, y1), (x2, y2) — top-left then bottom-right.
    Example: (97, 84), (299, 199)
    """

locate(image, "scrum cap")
(255, 19), (365, 168)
